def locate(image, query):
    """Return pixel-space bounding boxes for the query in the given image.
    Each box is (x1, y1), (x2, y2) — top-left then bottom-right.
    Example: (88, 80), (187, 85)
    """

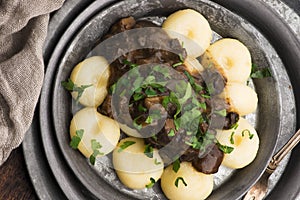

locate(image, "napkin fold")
(0, 0), (65, 165)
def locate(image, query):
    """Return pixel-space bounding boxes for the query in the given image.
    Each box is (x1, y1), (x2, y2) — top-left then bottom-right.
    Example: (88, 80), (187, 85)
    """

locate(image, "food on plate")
(183, 56), (205, 75)
(112, 137), (164, 189)
(69, 56), (110, 107)
(215, 117), (259, 169)
(62, 8), (269, 200)
(70, 107), (120, 163)
(221, 82), (258, 116)
(201, 38), (252, 83)
(161, 162), (213, 200)
(162, 9), (212, 57)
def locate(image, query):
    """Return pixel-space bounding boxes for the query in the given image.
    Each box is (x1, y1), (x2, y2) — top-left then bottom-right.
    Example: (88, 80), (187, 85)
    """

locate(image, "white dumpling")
(221, 82), (258, 116)
(70, 107), (120, 159)
(70, 56), (110, 107)
(162, 9), (212, 57)
(216, 117), (259, 169)
(201, 38), (251, 83)
(113, 137), (164, 189)
(161, 162), (213, 200)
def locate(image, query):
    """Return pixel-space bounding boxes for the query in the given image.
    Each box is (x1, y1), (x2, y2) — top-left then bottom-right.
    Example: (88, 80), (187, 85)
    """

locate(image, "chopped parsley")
(230, 132), (235, 144)
(172, 62), (184, 68)
(229, 123), (239, 144)
(133, 116), (143, 130)
(175, 177), (187, 187)
(145, 87), (157, 97)
(118, 141), (136, 152)
(242, 129), (254, 139)
(70, 129), (84, 149)
(172, 54), (184, 68)
(168, 129), (175, 137)
(214, 109), (227, 117)
(154, 158), (162, 165)
(230, 123), (239, 130)
(145, 177), (156, 188)
(184, 71), (203, 92)
(251, 64), (272, 79)
(61, 79), (92, 102)
(109, 83), (116, 94)
(123, 59), (138, 69)
(144, 144), (154, 158)
(185, 136), (201, 149)
(133, 92), (145, 101)
(173, 118), (180, 131)
(138, 103), (147, 112)
(201, 94), (210, 99)
(172, 159), (180, 173)
(89, 139), (104, 165)
(217, 142), (234, 154)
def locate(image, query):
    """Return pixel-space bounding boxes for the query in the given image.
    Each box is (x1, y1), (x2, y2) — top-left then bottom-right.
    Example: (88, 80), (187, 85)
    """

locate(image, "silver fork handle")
(268, 129), (300, 172)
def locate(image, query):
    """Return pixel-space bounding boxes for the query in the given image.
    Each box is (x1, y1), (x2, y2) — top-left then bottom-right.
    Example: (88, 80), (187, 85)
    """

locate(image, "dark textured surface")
(0, 147), (36, 200)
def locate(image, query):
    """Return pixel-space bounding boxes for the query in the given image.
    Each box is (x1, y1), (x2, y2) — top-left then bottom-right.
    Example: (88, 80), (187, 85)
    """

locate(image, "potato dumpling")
(201, 38), (251, 83)
(161, 162), (213, 200)
(70, 56), (110, 107)
(70, 107), (120, 158)
(221, 82), (258, 116)
(162, 9), (212, 57)
(113, 137), (164, 189)
(216, 117), (259, 169)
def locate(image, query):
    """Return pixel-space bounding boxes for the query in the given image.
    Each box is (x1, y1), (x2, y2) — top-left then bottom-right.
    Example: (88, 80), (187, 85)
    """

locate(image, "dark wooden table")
(0, 146), (37, 200)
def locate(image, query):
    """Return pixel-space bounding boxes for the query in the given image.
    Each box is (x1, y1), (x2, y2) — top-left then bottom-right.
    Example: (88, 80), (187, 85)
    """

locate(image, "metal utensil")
(243, 128), (300, 200)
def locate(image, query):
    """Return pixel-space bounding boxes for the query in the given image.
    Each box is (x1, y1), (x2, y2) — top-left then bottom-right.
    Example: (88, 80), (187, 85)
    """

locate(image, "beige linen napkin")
(0, 0), (65, 165)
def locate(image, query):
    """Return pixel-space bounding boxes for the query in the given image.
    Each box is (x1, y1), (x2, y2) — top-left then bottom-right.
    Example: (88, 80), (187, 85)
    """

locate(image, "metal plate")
(23, 0), (300, 199)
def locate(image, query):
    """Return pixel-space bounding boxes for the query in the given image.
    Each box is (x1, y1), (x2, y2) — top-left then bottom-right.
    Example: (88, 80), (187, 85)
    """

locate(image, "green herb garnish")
(109, 83), (116, 94)
(172, 54), (184, 68)
(175, 177), (187, 187)
(154, 158), (162, 165)
(230, 132), (235, 144)
(61, 79), (92, 102)
(217, 142), (234, 154)
(215, 109), (227, 117)
(172, 159), (180, 173)
(185, 136), (201, 149)
(173, 118), (180, 131)
(242, 129), (254, 139)
(144, 144), (154, 158)
(145, 87), (157, 97)
(251, 64), (272, 79)
(133, 116), (143, 130)
(133, 92), (145, 101)
(172, 62), (184, 68)
(118, 141), (136, 152)
(201, 94), (210, 99)
(123, 59), (138, 69)
(184, 70), (203, 93)
(230, 123), (239, 130)
(89, 139), (104, 165)
(145, 177), (156, 188)
(138, 103), (147, 112)
(168, 129), (175, 137)
(70, 129), (84, 149)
